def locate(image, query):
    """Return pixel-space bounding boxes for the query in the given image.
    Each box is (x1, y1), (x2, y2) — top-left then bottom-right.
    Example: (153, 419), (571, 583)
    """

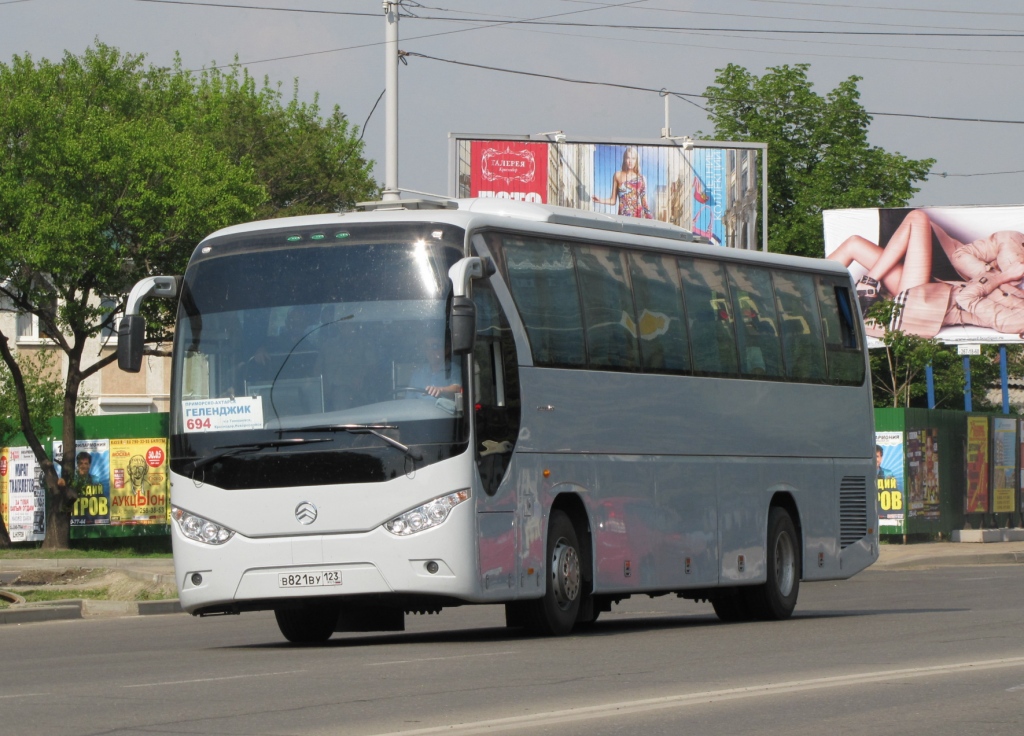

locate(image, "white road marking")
(368, 656), (1024, 735)
(123, 670), (305, 688)
(368, 651), (516, 666)
(0, 692), (48, 699)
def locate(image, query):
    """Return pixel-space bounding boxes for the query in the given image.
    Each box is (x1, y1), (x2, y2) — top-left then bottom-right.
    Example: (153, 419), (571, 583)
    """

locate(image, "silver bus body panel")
(170, 199), (877, 617)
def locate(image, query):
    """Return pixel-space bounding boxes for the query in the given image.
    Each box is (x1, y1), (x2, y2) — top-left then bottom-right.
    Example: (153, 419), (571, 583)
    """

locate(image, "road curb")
(0, 603), (83, 624)
(0, 598), (183, 625)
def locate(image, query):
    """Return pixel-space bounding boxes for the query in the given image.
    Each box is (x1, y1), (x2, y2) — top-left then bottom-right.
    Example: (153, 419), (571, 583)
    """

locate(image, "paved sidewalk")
(875, 539), (1024, 570)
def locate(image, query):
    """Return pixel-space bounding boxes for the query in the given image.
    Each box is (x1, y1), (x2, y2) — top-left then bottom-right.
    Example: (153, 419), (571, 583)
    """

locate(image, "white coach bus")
(119, 198), (877, 643)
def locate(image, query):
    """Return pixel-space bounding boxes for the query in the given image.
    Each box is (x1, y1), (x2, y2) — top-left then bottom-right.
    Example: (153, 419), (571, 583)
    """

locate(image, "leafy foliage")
(702, 64), (935, 258)
(0, 350), (91, 445)
(0, 43), (378, 548)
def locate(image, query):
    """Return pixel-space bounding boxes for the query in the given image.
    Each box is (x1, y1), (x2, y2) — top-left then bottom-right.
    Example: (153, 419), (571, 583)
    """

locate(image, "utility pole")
(383, 1), (400, 201)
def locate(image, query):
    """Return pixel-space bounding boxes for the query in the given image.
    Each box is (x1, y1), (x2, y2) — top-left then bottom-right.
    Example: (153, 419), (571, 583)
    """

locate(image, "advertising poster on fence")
(1020, 419), (1024, 515)
(452, 136), (761, 249)
(3, 446), (45, 542)
(0, 447), (7, 532)
(823, 205), (1024, 345)
(992, 418), (1017, 514)
(966, 416), (990, 513)
(468, 140), (549, 203)
(54, 439), (111, 527)
(109, 438), (168, 525)
(875, 432), (905, 534)
(907, 428), (941, 520)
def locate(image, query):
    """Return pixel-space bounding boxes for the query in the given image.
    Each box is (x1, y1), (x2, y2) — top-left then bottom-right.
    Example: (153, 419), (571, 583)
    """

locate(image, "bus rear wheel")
(524, 510), (582, 636)
(745, 507), (800, 620)
(274, 602), (340, 644)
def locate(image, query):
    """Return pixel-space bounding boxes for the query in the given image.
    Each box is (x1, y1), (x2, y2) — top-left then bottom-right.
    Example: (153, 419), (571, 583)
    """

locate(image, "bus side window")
(502, 236), (585, 368)
(772, 270), (827, 382)
(471, 278), (521, 496)
(575, 243), (640, 372)
(628, 252), (691, 374)
(816, 276), (866, 385)
(678, 257), (739, 377)
(726, 263), (783, 379)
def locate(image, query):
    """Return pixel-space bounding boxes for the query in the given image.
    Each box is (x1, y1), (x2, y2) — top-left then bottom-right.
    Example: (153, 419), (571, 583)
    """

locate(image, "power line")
(402, 51), (708, 111)
(932, 169), (1024, 178)
(406, 51), (1024, 126)
(132, 1), (1024, 37)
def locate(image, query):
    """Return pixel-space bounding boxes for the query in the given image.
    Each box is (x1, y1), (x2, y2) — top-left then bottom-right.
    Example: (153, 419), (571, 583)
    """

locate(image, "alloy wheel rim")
(551, 538), (581, 610)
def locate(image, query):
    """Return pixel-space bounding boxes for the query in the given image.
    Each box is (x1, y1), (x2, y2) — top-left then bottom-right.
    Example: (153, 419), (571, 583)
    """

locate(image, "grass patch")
(20, 588), (109, 603)
(135, 589), (176, 602)
(0, 538), (171, 559)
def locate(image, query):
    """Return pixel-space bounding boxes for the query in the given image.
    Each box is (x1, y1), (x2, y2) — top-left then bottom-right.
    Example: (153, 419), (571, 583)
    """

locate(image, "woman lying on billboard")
(826, 209), (1024, 337)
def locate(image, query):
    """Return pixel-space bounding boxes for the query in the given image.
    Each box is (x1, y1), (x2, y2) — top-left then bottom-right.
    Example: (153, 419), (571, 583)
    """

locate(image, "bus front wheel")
(524, 510), (582, 636)
(274, 603), (340, 644)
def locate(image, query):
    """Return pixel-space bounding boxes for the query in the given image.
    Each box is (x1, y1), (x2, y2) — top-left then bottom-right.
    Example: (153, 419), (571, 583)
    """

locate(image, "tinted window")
(773, 270), (827, 381)
(817, 276), (865, 385)
(576, 244), (640, 371)
(629, 252), (691, 374)
(727, 263), (783, 378)
(502, 237), (585, 367)
(678, 257), (739, 376)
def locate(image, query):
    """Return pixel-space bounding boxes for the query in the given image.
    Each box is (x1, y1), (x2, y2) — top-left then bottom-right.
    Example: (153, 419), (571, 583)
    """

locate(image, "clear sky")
(3, 0), (1023, 210)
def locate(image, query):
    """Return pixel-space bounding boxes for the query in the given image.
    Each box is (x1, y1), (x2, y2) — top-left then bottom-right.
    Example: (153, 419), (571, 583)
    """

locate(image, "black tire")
(523, 511), (582, 636)
(274, 603), (339, 644)
(745, 507), (800, 620)
(711, 591), (751, 623)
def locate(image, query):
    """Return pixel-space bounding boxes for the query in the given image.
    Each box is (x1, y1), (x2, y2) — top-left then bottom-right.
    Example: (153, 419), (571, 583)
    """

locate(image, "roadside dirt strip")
(0, 564), (181, 624)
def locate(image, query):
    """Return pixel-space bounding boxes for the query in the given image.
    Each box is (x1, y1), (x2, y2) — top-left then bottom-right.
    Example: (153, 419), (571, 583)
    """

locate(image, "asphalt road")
(2, 563), (1023, 736)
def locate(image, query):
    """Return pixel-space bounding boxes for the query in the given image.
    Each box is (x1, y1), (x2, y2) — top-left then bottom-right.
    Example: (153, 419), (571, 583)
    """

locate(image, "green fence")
(874, 408), (1023, 539)
(2, 413), (170, 540)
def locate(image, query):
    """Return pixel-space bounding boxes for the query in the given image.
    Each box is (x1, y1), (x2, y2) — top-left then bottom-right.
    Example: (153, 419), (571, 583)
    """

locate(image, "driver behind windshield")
(409, 335), (462, 399)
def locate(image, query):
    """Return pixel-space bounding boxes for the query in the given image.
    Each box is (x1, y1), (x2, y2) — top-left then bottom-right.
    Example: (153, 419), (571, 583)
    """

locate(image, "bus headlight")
(384, 489), (471, 536)
(172, 506), (235, 545)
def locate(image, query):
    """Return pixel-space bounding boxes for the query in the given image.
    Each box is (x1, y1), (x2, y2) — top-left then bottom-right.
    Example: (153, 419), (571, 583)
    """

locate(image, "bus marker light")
(425, 561), (439, 574)
(191, 573), (203, 586)
(737, 555), (745, 572)
(543, 469), (551, 478)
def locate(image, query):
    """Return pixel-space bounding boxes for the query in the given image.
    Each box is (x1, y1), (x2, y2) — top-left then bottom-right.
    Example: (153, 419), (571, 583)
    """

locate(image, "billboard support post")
(964, 357), (973, 412)
(1001, 346), (1010, 414)
(926, 364), (936, 410)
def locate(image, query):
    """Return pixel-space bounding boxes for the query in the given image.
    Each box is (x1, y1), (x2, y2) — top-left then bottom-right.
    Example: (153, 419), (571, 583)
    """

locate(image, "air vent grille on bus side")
(839, 476), (869, 549)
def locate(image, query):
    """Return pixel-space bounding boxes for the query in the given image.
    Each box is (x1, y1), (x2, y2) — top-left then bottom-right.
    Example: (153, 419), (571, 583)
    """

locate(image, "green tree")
(163, 60), (380, 220)
(702, 63), (935, 257)
(0, 44), (264, 549)
(866, 302), (948, 407)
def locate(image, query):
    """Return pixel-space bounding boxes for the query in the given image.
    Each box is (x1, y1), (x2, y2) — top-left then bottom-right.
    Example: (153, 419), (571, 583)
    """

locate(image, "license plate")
(278, 570), (342, 588)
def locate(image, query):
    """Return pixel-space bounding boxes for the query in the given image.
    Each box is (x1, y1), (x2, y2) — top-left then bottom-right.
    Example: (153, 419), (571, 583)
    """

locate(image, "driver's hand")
(425, 385), (442, 397)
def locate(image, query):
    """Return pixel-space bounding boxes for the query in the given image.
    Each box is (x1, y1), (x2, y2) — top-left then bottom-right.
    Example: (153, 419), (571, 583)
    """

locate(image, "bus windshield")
(169, 222), (469, 487)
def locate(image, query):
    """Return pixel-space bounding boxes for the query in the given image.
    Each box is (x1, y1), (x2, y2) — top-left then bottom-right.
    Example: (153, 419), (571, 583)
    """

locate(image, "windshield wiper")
(189, 438), (332, 473)
(281, 424), (423, 462)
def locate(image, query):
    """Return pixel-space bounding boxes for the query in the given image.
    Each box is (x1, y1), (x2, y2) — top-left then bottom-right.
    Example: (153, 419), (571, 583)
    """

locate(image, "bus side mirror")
(116, 275), (180, 373)
(450, 296), (476, 355)
(117, 315), (146, 373)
